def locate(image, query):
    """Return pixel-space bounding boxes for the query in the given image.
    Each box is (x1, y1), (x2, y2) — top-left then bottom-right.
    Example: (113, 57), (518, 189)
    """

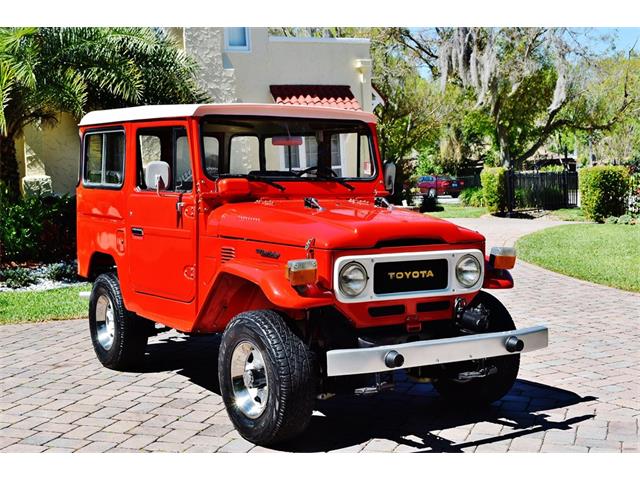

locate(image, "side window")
(229, 136), (259, 174)
(360, 134), (373, 176)
(137, 127), (192, 191)
(83, 131), (125, 187)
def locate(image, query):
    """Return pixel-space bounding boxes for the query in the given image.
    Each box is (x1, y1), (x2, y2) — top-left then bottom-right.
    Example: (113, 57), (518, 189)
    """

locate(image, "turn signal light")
(490, 247), (517, 270)
(286, 259), (318, 286)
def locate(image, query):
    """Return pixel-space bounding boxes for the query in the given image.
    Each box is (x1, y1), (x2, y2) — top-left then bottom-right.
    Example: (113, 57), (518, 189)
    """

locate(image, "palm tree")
(0, 27), (207, 201)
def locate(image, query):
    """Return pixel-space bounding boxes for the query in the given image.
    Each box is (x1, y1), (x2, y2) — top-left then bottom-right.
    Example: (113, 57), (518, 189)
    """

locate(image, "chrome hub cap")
(230, 341), (269, 419)
(95, 294), (115, 350)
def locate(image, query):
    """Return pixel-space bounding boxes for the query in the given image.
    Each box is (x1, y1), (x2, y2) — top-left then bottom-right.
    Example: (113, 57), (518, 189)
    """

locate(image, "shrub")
(0, 188), (76, 263)
(579, 166), (631, 222)
(515, 187), (536, 209)
(460, 187), (485, 207)
(617, 214), (633, 225)
(605, 216), (619, 224)
(46, 261), (78, 282)
(420, 195), (439, 212)
(2, 268), (37, 289)
(481, 167), (507, 213)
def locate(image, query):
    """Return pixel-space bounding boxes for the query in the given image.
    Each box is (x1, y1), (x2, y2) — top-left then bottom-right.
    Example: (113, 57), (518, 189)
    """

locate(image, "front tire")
(89, 272), (148, 370)
(218, 310), (315, 446)
(432, 291), (520, 405)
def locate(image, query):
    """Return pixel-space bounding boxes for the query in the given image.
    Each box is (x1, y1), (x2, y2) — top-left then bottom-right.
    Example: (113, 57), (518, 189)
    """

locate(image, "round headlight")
(339, 262), (368, 297)
(456, 255), (481, 288)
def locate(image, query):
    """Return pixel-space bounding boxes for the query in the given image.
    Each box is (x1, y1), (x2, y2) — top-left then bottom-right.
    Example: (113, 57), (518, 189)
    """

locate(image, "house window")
(225, 28), (250, 51)
(83, 130), (125, 188)
(283, 146), (300, 170)
(304, 137), (318, 167)
(330, 135), (343, 176)
(229, 135), (259, 174)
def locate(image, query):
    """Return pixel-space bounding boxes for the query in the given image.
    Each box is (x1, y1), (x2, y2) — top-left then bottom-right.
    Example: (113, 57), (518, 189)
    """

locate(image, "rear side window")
(83, 131), (125, 187)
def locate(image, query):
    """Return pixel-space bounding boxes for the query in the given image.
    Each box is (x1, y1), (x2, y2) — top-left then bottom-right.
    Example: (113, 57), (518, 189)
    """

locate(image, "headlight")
(339, 262), (368, 297)
(456, 255), (481, 287)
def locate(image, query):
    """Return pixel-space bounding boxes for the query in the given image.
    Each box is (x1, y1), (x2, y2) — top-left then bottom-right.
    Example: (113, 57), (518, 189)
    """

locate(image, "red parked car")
(418, 175), (464, 197)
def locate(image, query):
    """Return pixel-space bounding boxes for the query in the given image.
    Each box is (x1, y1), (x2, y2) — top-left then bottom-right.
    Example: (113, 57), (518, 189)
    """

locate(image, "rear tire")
(432, 291), (520, 405)
(89, 272), (148, 370)
(218, 310), (315, 446)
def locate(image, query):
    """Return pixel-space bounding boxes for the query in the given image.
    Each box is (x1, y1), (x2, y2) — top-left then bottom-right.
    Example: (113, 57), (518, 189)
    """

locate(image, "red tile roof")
(270, 85), (361, 111)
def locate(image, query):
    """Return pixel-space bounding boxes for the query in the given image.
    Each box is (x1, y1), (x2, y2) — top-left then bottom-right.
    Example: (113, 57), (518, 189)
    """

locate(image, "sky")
(587, 27), (640, 53)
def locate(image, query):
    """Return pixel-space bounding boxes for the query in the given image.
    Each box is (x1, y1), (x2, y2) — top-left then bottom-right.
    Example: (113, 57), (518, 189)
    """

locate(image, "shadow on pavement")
(142, 334), (595, 453)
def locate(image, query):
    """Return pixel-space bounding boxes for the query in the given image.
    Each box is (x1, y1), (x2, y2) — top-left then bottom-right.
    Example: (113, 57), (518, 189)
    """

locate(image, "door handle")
(131, 227), (144, 237)
(176, 201), (185, 224)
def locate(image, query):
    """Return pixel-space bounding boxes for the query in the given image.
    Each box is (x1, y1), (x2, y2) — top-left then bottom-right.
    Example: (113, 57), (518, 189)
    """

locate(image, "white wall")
(224, 29), (373, 111)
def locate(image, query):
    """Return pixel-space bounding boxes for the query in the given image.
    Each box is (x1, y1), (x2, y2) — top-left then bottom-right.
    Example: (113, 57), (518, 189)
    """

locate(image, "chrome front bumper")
(325, 325), (548, 377)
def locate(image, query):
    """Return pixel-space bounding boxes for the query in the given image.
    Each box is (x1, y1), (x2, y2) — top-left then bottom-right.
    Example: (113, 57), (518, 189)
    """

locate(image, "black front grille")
(374, 259), (449, 294)
(368, 305), (406, 317)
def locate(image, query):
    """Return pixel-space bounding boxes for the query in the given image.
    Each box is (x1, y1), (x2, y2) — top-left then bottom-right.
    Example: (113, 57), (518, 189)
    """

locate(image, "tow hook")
(384, 350), (405, 368)
(505, 336), (525, 353)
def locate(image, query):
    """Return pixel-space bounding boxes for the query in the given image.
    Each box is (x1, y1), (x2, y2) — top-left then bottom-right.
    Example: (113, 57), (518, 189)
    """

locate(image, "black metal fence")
(506, 170), (579, 211)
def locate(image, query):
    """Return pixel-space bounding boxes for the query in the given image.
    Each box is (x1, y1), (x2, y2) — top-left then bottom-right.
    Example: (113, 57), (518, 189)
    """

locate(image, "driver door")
(127, 122), (197, 304)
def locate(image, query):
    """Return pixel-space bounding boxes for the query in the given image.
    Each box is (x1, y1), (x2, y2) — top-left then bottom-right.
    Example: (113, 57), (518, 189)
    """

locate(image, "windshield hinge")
(374, 196), (393, 210)
(304, 197), (323, 211)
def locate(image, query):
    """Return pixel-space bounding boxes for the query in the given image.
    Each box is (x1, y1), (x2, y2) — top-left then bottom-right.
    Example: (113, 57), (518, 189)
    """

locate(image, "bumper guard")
(326, 325), (548, 377)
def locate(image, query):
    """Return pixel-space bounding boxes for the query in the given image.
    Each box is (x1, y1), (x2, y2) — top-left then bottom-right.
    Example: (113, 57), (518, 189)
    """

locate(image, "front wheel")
(218, 310), (316, 446)
(432, 291), (520, 405)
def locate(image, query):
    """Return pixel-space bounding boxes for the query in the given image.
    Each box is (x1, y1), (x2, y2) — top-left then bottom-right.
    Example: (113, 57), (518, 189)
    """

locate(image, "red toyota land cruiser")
(76, 104), (548, 446)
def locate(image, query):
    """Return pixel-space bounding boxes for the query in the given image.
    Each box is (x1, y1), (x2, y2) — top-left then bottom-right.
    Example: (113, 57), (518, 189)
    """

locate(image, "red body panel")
(77, 106), (507, 335)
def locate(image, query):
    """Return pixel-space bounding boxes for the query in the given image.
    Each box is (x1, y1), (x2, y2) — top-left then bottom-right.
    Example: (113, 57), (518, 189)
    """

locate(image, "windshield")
(200, 116), (376, 181)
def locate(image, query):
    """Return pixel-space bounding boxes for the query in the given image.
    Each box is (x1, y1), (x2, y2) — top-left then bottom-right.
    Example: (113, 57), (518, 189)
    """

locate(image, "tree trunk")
(497, 127), (511, 169)
(0, 135), (21, 202)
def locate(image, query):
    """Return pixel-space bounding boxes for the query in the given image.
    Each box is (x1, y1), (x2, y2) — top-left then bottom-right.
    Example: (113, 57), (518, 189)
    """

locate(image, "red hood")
(211, 199), (484, 250)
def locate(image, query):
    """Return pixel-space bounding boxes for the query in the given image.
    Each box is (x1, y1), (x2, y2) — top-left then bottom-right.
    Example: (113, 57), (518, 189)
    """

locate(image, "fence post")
(506, 168), (515, 216)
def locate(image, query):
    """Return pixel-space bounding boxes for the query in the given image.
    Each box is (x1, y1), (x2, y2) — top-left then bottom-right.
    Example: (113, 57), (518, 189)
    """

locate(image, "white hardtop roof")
(79, 103), (377, 127)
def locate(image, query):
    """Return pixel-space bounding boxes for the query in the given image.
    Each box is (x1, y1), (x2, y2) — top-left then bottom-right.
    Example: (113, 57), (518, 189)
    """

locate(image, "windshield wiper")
(293, 166), (355, 191)
(319, 175), (355, 191)
(246, 174), (286, 191)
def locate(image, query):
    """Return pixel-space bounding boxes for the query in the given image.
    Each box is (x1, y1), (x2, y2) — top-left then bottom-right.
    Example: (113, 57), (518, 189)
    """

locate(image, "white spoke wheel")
(95, 294), (116, 350)
(89, 272), (149, 371)
(230, 341), (269, 419)
(218, 310), (316, 446)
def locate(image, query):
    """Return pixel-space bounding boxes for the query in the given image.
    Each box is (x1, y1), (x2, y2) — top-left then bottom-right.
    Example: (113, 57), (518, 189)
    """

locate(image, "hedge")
(0, 185), (76, 264)
(579, 166), (630, 222)
(481, 167), (507, 213)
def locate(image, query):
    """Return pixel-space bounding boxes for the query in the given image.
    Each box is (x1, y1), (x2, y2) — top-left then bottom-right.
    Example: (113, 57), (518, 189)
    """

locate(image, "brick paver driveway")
(1, 217), (638, 452)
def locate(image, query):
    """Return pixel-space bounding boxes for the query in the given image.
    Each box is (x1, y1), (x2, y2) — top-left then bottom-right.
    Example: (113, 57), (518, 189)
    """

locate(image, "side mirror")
(145, 161), (170, 192)
(383, 161), (396, 194)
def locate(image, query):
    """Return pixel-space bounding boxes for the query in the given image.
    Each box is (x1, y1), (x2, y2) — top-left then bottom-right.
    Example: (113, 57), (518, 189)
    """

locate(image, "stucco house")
(16, 27), (379, 195)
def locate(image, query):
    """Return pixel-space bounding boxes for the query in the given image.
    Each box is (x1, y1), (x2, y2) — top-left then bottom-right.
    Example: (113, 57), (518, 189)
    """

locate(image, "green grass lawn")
(517, 224), (640, 292)
(426, 204), (488, 218)
(546, 208), (588, 222)
(0, 284), (90, 324)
